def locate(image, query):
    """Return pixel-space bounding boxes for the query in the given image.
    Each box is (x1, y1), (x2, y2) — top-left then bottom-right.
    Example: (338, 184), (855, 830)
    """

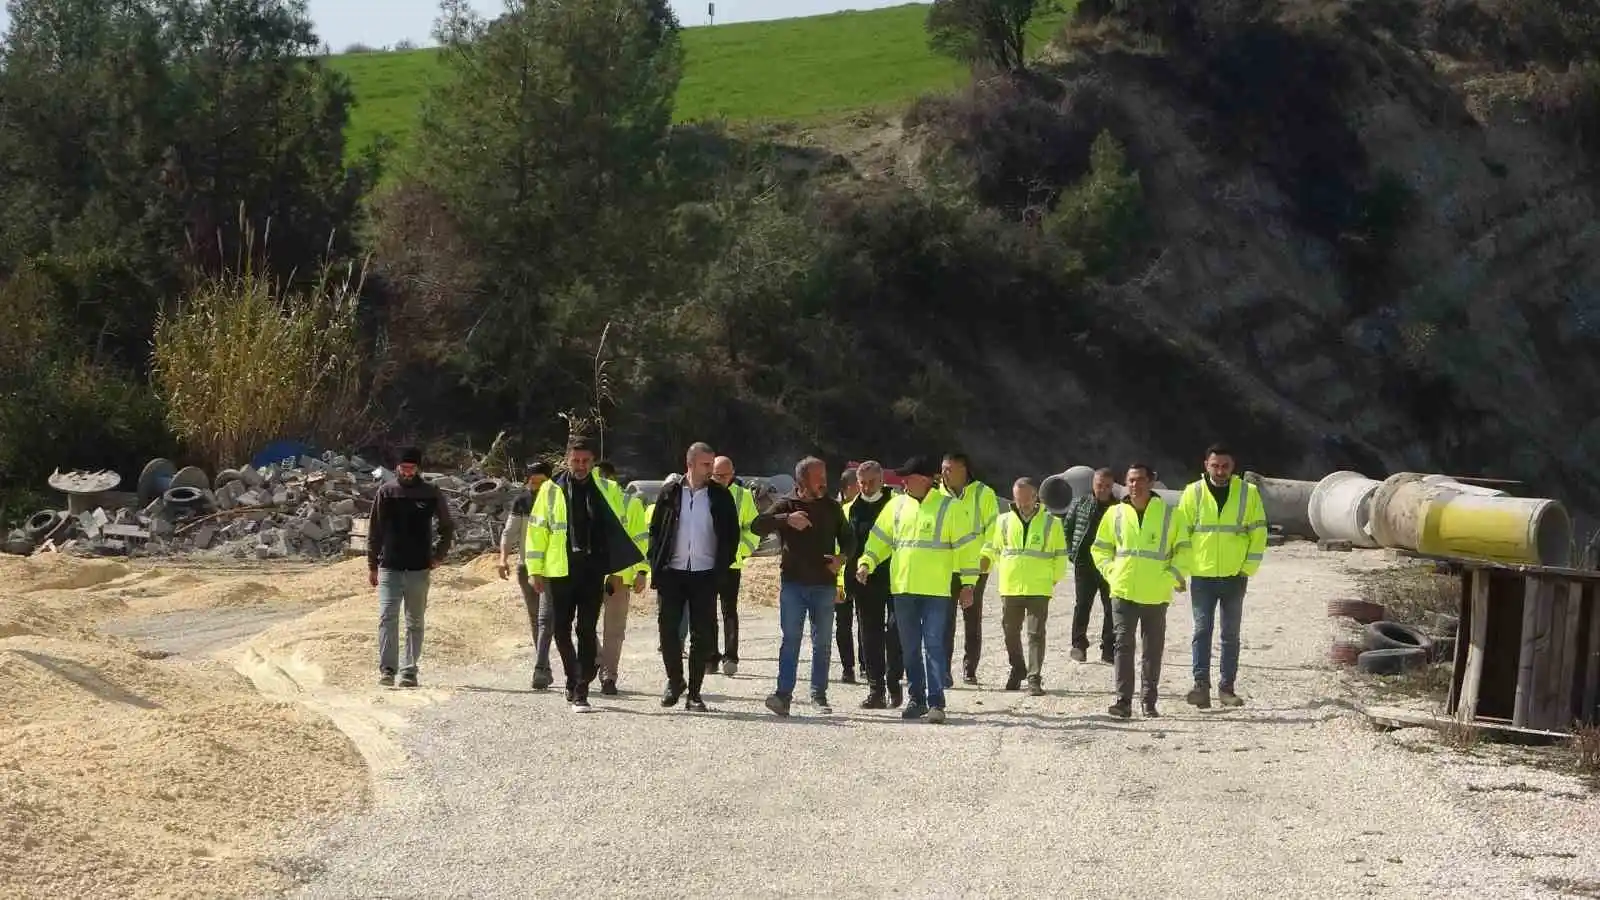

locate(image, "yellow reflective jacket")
(622, 493), (650, 579)
(523, 475), (641, 579)
(1177, 476), (1268, 578)
(935, 480), (1000, 583)
(1090, 496), (1193, 605)
(859, 491), (977, 596)
(981, 507), (1069, 597)
(730, 482), (759, 571)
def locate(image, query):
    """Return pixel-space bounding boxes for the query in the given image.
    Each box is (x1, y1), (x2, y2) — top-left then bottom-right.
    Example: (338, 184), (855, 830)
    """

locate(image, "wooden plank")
(1456, 569), (1490, 722)
(1364, 704), (1567, 743)
(1585, 584), (1600, 725)
(1555, 582), (1584, 729)
(1530, 581), (1557, 730)
(1513, 577), (1543, 728)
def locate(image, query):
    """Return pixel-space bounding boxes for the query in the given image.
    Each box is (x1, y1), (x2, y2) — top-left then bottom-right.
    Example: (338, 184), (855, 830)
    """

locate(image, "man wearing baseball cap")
(855, 455), (976, 723)
(368, 446), (456, 688)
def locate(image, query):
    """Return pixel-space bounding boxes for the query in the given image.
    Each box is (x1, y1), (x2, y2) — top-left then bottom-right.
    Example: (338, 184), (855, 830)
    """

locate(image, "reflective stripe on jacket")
(981, 508), (1069, 596)
(859, 492), (976, 596)
(934, 480), (1000, 581)
(1177, 476), (1268, 577)
(1090, 496), (1192, 605)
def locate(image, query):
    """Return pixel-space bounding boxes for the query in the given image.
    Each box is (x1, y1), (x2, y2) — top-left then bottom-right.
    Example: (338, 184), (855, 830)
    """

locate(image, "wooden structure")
(1431, 555), (1600, 736)
(346, 516), (369, 556)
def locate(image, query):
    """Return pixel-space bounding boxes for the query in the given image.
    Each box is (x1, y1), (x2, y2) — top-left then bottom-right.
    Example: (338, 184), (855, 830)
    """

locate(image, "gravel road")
(278, 545), (1599, 899)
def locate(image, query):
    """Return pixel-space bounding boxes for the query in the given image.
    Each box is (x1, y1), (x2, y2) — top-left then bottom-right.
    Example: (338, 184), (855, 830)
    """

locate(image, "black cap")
(525, 460), (553, 477)
(398, 446), (423, 466)
(894, 456), (939, 478)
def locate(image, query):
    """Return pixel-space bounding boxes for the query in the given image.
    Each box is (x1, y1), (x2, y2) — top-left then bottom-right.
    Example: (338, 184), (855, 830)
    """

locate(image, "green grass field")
(330, 3), (1068, 151)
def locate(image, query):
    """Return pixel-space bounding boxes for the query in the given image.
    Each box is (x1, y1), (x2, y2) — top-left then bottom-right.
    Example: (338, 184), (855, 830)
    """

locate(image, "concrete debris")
(11, 450), (518, 561)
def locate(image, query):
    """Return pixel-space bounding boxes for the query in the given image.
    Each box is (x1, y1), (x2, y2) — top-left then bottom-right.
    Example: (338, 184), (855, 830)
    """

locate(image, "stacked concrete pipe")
(1308, 471), (1383, 548)
(1368, 472), (1572, 567)
(1244, 472), (1318, 539)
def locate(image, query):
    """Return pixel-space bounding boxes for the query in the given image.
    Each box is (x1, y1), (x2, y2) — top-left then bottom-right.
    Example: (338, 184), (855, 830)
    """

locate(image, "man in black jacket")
(648, 441), (740, 711)
(367, 446), (456, 688)
(846, 460), (902, 708)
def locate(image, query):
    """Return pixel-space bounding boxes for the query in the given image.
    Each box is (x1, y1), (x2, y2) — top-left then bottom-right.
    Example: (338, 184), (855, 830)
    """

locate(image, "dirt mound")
(3, 556), (132, 593)
(0, 635), (365, 899)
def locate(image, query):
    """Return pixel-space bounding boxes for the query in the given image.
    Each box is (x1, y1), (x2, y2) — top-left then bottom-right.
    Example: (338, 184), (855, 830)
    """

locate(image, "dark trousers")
(1113, 598), (1169, 707)
(1071, 564), (1114, 656)
(854, 579), (902, 688)
(944, 571), (989, 678)
(835, 595), (856, 676)
(657, 568), (719, 697)
(549, 562), (606, 700)
(709, 568), (742, 665)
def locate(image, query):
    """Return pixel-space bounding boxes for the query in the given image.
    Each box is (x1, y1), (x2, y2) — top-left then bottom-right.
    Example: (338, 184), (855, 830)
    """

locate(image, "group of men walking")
(367, 437), (1268, 721)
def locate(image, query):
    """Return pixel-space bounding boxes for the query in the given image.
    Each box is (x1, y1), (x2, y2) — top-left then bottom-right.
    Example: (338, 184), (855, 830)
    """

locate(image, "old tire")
(25, 510), (63, 541)
(214, 468), (243, 489)
(1328, 598), (1387, 624)
(163, 486), (206, 509)
(1329, 640), (1364, 666)
(1365, 621), (1434, 654)
(1357, 647), (1427, 675)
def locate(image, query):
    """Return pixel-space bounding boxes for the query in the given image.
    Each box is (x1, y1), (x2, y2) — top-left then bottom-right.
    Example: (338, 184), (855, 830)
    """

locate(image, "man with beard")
(1063, 467), (1118, 665)
(844, 461), (902, 708)
(368, 446), (456, 688)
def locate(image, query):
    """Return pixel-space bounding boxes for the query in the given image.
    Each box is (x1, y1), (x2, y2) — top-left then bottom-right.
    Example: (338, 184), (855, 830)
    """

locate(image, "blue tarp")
(250, 439), (318, 470)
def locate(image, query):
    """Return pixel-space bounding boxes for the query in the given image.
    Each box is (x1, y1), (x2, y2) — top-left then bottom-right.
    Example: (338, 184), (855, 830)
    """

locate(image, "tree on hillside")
(927, 0), (1053, 72)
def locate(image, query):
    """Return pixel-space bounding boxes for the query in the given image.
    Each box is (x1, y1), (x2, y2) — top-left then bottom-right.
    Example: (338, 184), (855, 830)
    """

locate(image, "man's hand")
(855, 564), (870, 585)
(836, 586), (846, 605)
(368, 568), (379, 589)
(496, 557), (510, 580)
(1174, 577), (1187, 593)
(633, 572), (648, 593)
(979, 558), (991, 574)
(607, 574), (623, 595)
(532, 575), (546, 595)
(824, 554), (843, 576)
(429, 557), (442, 570)
(785, 510), (812, 531)
(958, 585), (975, 609)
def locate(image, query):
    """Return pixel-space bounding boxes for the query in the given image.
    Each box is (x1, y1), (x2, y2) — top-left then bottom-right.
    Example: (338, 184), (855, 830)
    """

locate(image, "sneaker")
(1185, 684), (1212, 709)
(685, 696), (708, 712)
(1143, 703), (1161, 719)
(378, 671), (395, 687)
(887, 683), (904, 709)
(764, 693), (792, 717)
(901, 702), (928, 720)
(601, 679), (618, 696)
(397, 672), (418, 688)
(660, 682), (685, 708)
(721, 659), (738, 677)
(531, 669), (553, 691)
(1068, 647), (1087, 663)
(811, 693), (832, 714)
(927, 707), (947, 724)
(572, 698), (594, 713)
(1218, 689), (1245, 708)
(840, 670), (858, 685)
(860, 690), (887, 710)
(1005, 672), (1023, 691)
(1028, 679), (1046, 697)
(1107, 701), (1132, 719)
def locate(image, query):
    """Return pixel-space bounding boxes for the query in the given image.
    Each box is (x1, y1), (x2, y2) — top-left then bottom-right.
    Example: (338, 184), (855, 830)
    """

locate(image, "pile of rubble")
(4, 453), (518, 560)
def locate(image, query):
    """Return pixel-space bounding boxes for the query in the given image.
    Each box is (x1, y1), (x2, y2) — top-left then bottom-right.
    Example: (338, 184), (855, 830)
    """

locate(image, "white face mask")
(860, 489), (884, 502)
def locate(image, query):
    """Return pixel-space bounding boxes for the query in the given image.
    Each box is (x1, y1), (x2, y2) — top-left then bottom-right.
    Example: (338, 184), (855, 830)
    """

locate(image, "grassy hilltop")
(330, 3), (1068, 150)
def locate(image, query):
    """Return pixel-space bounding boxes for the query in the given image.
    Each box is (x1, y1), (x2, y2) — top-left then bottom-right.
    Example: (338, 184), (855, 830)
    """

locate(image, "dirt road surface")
(266, 544), (1599, 899)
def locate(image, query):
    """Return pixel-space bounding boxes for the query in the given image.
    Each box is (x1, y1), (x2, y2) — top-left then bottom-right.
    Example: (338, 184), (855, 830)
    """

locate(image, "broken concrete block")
(192, 526), (217, 550)
(1318, 539), (1354, 553)
(299, 455), (329, 472)
(236, 490), (263, 507)
(329, 515), (352, 533)
(296, 518), (330, 542)
(329, 498), (357, 516)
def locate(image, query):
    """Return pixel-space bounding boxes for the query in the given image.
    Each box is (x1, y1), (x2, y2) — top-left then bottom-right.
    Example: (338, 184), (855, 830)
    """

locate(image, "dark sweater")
(846, 492), (894, 595)
(368, 477), (455, 571)
(752, 492), (855, 587)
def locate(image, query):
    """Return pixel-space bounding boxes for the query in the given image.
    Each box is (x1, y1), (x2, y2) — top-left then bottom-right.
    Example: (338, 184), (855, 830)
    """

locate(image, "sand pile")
(0, 633), (365, 899)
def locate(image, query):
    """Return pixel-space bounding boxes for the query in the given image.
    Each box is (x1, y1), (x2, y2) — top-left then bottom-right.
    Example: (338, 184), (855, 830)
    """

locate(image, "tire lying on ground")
(1329, 640), (1364, 666)
(1364, 620), (1434, 654)
(1328, 598), (1387, 624)
(1357, 647), (1428, 675)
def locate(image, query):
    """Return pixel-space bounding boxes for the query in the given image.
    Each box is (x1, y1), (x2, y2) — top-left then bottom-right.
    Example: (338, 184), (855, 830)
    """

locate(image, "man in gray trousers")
(499, 460), (555, 689)
(368, 446), (455, 688)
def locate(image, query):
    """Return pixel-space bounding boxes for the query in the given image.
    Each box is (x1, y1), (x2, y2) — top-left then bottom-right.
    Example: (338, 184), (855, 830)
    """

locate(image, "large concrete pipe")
(1244, 472), (1317, 538)
(1369, 472), (1573, 567)
(1040, 465), (1096, 514)
(624, 479), (666, 507)
(1308, 471), (1382, 548)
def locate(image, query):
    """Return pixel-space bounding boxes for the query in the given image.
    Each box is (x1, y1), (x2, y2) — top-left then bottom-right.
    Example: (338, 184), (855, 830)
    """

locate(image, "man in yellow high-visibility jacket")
(856, 456), (976, 724)
(935, 452), (1000, 686)
(1176, 444), (1268, 710)
(710, 456), (760, 676)
(594, 461), (650, 696)
(1091, 463), (1192, 720)
(981, 478), (1069, 696)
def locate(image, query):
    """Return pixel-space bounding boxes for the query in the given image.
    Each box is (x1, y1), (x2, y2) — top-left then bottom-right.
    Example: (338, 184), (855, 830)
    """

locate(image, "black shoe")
(572, 697), (594, 713)
(378, 671), (395, 687)
(1108, 701), (1132, 719)
(811, 693), (832, 714)
(601, 679), (618, 696)
(841, 670), (858, 685)
(861, 690), (887, 709)
(764, 693), (792, 717)
(1028, 678), (1045, 697)
(660, 682), (685, 708)
(1143, 703), (1161, 719)
(685, 696), (708, 712)
(565, 687), (576, 704)
(887, 683), (904, 709)
(398, 672), (418, 688)
(1101, 650), (1115, 665)
(530, 668), (553, 690)
(963, 672), (979, 686)
(1005, 672), (1023, 691)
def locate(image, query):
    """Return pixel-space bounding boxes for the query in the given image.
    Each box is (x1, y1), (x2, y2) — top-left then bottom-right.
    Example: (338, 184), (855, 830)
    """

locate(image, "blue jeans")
(777, 582), (837, 697)
(1191, 575), (1248, 690)
(378, 568), (431, 675)
(894, 593), (951, 709)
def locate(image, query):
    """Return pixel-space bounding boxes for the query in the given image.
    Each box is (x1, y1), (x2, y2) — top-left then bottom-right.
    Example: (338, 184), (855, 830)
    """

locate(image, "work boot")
(887, 682), (904, 709)
(1185, 684), (1212, 709)
(1027, 677), (1045, 697)
(1107, 700), (1132, 719)
(1069, 647), (1087, 663)
(764, 692), (792, 717)
(530, 668), (553, 691)
(601, 678), (618, 696)
(378, 670), (395, 687)
(1218, 688), (1245, 708)
(1005, 670), (1024, 691)
(860, 688), (888, 710)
